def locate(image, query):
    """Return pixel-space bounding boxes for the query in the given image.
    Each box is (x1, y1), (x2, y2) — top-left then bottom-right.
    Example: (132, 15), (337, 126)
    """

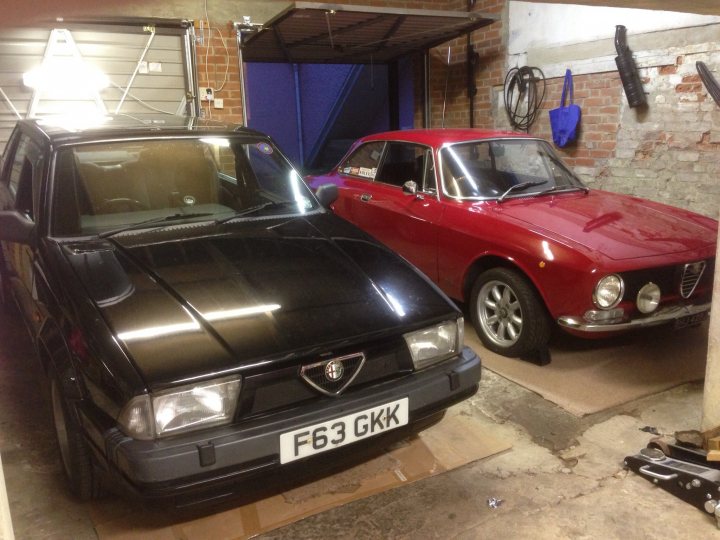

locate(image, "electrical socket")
(213, 98), (224, 109)
(202, 87), (214, 101)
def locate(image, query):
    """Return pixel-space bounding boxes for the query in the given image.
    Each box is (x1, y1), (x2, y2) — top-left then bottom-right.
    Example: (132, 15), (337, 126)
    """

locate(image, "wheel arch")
(461, 255), (550, 316)
(37, 317), (84, 401)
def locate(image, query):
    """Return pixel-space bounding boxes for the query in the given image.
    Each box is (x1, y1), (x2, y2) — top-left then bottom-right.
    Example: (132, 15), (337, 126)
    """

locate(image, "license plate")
(279, 397), (409, 464)
(675, 311), (708, 329)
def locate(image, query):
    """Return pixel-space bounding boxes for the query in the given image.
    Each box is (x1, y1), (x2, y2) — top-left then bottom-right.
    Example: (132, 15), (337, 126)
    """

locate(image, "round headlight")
(593, 274), (624, 309)
(637, 282), (661, 314)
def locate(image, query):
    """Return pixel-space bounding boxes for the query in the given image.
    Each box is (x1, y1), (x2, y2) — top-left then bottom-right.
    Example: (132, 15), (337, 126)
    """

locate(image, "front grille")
(620, 258), (713, 304)
(238, 336), (414, 420)
(300, 353), (365, 396)
(680, 261), (706, 299)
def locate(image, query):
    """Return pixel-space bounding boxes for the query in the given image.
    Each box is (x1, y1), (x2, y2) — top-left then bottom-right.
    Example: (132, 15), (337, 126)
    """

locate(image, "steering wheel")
(97, 198), (149, 213)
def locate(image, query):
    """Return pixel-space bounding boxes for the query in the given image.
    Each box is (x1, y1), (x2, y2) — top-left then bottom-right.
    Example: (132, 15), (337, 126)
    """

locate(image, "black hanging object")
(614, 25), (647, 108)
(503, 66), (546, 132)
(697, 61), (720, 108)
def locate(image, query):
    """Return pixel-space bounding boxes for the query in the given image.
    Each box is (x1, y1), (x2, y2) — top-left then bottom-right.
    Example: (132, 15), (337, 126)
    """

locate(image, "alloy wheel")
(477, 279), (523, 348)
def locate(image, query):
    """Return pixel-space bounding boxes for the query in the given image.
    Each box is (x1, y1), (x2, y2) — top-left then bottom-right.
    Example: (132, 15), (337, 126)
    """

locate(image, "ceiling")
(3, 1), (720, 28)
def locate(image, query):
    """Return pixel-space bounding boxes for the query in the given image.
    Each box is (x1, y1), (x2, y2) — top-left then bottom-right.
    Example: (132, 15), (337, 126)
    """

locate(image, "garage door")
(0, 20), (198, 152)
(238, 1), (498, 63)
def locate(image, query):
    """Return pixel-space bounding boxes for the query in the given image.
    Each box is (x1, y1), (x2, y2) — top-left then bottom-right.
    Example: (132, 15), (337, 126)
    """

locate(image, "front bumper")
(557, 302), (710, 333)
(87, 346), (481, 502)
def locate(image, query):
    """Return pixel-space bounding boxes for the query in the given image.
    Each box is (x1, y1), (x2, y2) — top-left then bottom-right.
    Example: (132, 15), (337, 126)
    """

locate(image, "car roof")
(16, 114), (269, 146)
(360, 128), (531, 147)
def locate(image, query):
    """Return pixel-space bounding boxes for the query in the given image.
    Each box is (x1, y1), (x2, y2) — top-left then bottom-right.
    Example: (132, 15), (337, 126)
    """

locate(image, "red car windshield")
(440, 138), (585, 200)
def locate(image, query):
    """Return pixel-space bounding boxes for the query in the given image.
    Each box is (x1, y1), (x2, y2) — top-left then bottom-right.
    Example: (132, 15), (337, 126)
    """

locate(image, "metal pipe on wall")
(423, 50), (431, 128)
(293, 63), (304, 168)
(238, 43), (248, 125)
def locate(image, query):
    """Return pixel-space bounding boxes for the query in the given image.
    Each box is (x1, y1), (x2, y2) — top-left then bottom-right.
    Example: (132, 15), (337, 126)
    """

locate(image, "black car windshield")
(51, 136), (320, 237)
(440, 138), (586, 200)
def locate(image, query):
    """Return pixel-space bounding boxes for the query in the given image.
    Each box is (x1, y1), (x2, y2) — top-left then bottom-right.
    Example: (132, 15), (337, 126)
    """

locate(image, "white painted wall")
(509, 1), (720, 54)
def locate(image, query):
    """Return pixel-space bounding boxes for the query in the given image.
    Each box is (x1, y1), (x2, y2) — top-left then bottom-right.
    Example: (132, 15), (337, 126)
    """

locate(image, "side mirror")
(402, 180), (418, 195)
(0, 210), (35, 245)
(315, 183), (339, 208)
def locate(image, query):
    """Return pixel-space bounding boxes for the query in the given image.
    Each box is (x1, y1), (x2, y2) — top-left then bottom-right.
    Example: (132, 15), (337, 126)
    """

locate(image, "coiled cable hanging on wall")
(503, 66), (546, 132)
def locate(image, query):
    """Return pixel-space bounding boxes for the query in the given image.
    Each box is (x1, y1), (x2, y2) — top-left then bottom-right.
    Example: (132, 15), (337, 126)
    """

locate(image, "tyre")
(470, 268), (551, 358)
(50, 375), (102, 500)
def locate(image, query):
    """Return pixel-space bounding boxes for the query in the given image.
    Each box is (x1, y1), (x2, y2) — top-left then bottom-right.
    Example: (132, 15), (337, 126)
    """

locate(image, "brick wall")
(195, 21), (244, 124)
(599, 54), (720, 217)
(419, 0), (505, 129)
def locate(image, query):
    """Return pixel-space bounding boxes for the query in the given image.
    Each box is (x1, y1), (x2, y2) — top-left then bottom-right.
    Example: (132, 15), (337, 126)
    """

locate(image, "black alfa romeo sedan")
(0, 115), (480, 503)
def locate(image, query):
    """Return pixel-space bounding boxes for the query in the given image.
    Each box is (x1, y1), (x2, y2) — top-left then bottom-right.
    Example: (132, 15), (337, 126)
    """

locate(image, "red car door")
(349, 143), (443, 281)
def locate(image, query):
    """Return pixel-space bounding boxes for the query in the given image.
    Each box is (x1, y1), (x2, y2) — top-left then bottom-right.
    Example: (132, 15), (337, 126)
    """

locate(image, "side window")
(376, 142), (425, 188)
(339, 142), (385, 180)
(7, 135), (42, 219)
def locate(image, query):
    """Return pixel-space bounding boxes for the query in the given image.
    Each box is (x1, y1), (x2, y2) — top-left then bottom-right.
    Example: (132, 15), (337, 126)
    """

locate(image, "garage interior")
(1, 0), (720, 538)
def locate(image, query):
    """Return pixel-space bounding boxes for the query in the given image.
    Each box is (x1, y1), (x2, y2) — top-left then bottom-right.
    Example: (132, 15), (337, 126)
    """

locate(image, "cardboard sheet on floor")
(90, 411), (511, 539)
(466, 321), (708, 416)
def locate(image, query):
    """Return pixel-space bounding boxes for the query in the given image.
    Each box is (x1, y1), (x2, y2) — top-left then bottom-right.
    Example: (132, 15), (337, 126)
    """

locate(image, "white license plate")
(279, 397), (409, 464)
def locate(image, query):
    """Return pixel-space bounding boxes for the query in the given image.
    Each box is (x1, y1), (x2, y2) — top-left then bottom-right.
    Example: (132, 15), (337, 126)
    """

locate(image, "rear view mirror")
(0, 210), (35, 245)
(315, 183), (338, 208)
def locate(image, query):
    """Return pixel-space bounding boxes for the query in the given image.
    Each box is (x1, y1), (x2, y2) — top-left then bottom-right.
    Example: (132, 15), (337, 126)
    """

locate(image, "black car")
(0, 115), (481, 503)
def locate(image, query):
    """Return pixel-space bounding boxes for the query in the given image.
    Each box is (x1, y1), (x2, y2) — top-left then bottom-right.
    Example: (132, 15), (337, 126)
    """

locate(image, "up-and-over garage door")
(0, 19), (198, 152)
(238, 1), (498, 64)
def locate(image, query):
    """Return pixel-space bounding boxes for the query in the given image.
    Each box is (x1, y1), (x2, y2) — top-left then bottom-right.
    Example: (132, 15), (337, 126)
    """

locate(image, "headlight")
(404, 319), (463, 370)
(593, 274), (624, 309)
(118, 375), (242, 440)
(637, 282), (661, 314)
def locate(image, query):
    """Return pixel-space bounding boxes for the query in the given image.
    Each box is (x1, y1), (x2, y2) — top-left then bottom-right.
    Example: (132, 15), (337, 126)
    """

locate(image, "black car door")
(0, 129), (45, 326)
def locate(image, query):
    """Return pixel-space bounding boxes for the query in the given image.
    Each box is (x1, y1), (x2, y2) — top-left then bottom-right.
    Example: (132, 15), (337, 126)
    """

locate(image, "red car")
(308, 129), (718, 358)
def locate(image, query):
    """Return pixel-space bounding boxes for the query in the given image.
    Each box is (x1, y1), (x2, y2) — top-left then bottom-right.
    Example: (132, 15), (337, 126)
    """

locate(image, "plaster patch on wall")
(509, 1), (720, 54)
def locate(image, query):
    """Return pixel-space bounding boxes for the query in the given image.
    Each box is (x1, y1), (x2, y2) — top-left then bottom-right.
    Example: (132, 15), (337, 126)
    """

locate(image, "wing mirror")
(0, 210), (36, 245)
(403, 181), (423, 197)
(315, 183), (339, 208)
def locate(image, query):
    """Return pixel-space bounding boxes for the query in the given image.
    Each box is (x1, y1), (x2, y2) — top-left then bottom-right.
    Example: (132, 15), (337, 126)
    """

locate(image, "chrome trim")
(680, 261), (706, 299)
(558, 303), (711, 332)
(592, 274), (625, 310)
(300, 352), (366, 397)
(437, 137), (586, 201)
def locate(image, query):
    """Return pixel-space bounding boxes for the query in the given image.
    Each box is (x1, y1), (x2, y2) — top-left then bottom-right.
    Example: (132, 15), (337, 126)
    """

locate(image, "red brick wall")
(195, 21), (244, 124)
(530, 72), (623, 173)
(419, 0), (505, 129)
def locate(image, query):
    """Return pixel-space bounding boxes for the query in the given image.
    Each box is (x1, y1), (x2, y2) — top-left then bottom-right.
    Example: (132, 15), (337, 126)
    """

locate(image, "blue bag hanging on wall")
(548, 69), (581, 147)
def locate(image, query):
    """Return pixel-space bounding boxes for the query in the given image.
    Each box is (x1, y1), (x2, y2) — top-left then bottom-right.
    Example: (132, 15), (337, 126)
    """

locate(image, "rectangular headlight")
(118, 375), (242, 440)
(404, 319), (463, 370)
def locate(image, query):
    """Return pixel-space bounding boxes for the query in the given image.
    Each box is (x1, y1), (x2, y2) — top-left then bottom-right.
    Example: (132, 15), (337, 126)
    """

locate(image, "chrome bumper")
(557, 303), (711, 333)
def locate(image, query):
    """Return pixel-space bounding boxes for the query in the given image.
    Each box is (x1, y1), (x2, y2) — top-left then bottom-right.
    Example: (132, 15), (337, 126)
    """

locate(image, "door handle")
(360, 194), (372, 202)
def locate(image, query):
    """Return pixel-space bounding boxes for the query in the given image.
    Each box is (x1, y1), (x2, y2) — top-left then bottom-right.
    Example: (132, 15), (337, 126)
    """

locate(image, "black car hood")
(64, 214), (455, 389)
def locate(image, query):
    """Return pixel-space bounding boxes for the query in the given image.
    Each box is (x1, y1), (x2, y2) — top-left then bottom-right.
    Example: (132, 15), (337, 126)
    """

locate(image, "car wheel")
(470, 268), (550, 357)
(50, 376), (101, 501)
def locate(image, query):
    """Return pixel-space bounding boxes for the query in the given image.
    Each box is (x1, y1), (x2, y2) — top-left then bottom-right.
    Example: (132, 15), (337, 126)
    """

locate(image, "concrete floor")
(0, 305), (717, 539)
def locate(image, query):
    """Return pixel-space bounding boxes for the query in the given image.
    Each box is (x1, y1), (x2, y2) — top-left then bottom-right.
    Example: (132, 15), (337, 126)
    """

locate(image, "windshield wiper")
(99, 212), (214, 239)
(215, 200), (298, 225)
(497, 180), (548, 203)
(537, 184), (590, 197)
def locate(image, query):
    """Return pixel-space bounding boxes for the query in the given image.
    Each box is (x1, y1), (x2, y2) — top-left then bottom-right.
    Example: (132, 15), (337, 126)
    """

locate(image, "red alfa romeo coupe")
(308, 129), (718, 359)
